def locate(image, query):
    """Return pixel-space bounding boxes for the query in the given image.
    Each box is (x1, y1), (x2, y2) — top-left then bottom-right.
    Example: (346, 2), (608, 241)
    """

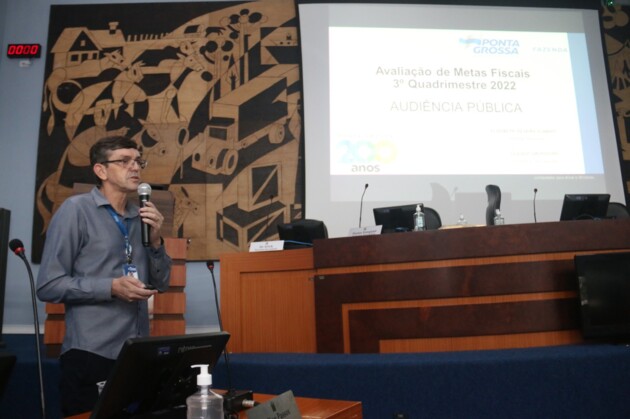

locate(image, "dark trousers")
(60, 349), (115, 417)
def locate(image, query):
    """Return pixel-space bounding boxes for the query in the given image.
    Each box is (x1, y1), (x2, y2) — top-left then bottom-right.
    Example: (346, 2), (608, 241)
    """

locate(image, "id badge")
(123, 263), (139, 279)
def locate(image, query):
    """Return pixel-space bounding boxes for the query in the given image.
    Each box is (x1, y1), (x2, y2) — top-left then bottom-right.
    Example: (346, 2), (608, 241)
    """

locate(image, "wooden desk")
(67, 393), (362, 419)
(253, 393), (362, 419)
(221, 219), (630, 354)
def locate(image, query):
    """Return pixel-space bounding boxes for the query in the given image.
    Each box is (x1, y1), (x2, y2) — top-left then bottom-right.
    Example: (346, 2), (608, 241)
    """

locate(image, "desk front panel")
(221, 220), (630, 353)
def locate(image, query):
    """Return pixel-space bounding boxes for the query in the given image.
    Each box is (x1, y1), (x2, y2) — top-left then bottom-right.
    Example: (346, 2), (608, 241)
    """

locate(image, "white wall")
(0, 0), (224, 334)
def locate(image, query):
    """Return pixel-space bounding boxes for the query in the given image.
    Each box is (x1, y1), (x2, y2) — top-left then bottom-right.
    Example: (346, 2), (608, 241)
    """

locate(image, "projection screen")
(298, 1), (624, 236)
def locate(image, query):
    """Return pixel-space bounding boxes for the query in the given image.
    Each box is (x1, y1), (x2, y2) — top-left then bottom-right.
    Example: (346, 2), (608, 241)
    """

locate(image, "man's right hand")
(112, 276), (157, 302)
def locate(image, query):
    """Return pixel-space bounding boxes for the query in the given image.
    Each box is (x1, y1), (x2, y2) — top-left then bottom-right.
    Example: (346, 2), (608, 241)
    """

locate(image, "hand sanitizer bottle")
(414, 204), (426, 231)
(187, 364), (224, 419)
(493, 209), (505, 225)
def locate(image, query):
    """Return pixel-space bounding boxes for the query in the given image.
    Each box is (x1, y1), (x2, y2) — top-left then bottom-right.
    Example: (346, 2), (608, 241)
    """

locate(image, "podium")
(221, 219), (630, 353)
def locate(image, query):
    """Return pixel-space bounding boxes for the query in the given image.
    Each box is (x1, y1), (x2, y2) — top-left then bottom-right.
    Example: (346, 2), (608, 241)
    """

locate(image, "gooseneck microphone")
(359, 183), (369, 228)
(137, 183), (152, 247)
(9, 239), (46, 419)
(533, 188), (538, 223)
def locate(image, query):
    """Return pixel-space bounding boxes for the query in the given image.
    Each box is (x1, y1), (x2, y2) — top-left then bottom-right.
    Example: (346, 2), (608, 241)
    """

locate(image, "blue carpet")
(0, 334), (61, 419)
(211, 344), (630, 419)
(2, 334), (630, 419)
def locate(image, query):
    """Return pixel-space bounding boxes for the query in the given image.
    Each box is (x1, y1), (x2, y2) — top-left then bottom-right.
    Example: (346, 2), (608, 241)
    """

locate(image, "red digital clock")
(6, 43), (42, 59)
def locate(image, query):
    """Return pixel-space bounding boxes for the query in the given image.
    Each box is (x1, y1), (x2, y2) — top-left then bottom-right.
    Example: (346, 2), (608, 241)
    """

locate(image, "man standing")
(37, 135), (172, 416)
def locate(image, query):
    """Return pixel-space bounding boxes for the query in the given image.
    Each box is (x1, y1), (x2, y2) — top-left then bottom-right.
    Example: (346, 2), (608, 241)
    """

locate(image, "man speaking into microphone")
(36, 136), (172, 416)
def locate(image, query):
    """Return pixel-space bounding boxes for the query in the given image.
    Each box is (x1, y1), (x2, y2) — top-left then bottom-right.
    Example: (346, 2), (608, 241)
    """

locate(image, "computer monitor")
(575, 252), (630, 341)
(373, 204), (417, 233)
(277, 219), (328, 247)
(90, 332), (230, 419)
(559, 194), (610, 221)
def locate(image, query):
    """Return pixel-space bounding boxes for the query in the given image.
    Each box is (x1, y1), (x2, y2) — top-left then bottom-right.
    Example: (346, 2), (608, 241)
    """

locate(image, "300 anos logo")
(336, 140), (397, 172)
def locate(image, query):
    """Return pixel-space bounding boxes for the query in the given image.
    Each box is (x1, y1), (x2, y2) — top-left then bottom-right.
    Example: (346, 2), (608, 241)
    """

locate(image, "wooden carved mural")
(604, 5), (630, 201)
(32, 0), (303, 261)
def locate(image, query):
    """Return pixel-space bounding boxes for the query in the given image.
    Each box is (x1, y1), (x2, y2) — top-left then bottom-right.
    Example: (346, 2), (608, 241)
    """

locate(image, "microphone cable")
(9, 239), (46, 419)
(206, 260), (259, 419)
(206, 261), (257, 414)
(533, 188), (538, 223)
(206, 261), (232, 391)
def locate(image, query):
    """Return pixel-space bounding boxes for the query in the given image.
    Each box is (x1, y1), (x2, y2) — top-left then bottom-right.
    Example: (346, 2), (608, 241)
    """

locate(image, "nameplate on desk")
(249, 240), (284, 252)
(348, 225), (382, 237)
(247, 390), (302, 419)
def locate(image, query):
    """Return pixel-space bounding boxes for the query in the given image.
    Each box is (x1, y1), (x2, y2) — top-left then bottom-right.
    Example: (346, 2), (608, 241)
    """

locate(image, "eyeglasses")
(100, 157), (148, 169)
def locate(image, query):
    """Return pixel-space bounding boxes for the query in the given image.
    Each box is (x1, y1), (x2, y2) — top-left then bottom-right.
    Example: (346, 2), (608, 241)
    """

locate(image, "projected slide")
(329, 27), (598, 176)
(300, 3), (623, 235)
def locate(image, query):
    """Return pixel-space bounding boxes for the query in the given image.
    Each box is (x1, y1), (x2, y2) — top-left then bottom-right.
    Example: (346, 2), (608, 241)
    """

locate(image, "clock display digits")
(6, 43), (41, 59)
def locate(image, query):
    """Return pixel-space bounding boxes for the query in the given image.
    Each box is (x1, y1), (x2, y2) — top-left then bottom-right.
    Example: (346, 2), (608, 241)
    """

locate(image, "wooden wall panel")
(346, 298), (579, 353)
(220, 248), (315, 353)
(314, 258), (578, 353)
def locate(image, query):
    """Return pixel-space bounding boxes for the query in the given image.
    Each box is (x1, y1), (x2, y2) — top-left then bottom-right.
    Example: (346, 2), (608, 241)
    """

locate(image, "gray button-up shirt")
(37, 187), (172, 359)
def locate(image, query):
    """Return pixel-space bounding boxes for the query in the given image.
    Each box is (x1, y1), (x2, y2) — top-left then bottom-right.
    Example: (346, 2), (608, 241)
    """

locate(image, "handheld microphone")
(205, 262), (254, 412)
(9, 239), (46, 419)
(359, 183), (369, 228)
(533, 188), (538, 223)
(137, 183), (152, 247)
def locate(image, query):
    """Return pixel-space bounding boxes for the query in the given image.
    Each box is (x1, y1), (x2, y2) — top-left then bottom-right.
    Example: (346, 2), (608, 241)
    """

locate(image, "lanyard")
(105, 205), (133, 264)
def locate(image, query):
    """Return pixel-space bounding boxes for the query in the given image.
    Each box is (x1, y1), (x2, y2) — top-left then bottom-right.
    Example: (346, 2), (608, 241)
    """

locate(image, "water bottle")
(414, 204), (426, 231)
(493, 209), (505, 225)
(186, 364), (224, 419)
